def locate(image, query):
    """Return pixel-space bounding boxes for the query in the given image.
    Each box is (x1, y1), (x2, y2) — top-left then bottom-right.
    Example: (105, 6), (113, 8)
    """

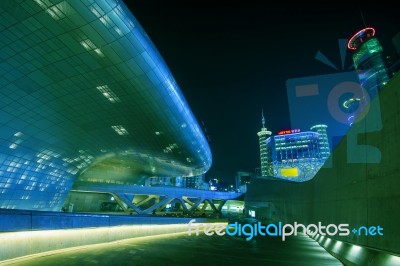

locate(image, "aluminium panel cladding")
(0, 0), (211, 211)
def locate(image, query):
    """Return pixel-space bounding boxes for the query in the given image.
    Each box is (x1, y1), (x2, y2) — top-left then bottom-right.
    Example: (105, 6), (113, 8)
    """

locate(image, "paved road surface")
(3, 232), (342, 266)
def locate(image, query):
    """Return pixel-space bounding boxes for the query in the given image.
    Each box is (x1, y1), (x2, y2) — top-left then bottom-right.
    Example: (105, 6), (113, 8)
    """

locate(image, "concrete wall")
(245, 73), (400, 255)
(311, 233), (400, 266)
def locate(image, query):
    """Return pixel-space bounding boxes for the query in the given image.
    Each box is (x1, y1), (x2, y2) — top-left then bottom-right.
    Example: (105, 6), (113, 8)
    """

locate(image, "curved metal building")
(0, 0), (212, 211)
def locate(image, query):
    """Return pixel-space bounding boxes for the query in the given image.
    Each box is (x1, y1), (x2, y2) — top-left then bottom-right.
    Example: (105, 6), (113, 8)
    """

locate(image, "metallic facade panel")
(0, 0), (211, 210)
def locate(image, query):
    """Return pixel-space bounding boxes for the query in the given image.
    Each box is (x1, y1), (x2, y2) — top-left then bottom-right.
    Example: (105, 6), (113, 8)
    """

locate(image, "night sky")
(123, 1), (400, 183)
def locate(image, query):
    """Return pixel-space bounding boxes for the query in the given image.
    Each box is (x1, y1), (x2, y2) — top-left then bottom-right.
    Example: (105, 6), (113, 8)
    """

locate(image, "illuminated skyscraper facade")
(310, 124), (330, 160)
(267, 125), (330, 182)
(257, 112), (272, 176)
(348, 27), (390, 95)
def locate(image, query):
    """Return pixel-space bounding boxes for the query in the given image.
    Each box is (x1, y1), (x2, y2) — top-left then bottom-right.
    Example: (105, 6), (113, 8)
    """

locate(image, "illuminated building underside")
(0, 1), (211, 211)
(272, 159), (324, 182)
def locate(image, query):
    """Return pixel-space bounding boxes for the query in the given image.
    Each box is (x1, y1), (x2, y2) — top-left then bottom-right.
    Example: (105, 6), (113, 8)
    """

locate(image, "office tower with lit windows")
(310, 124), (330, 160)
(348, 27), (390, 95)
(266, 125), (330, 182)
(257, 112), (272, 176)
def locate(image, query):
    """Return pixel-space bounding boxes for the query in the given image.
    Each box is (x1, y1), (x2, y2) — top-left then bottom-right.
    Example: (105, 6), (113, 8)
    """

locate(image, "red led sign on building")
(277, 129), (301, 135)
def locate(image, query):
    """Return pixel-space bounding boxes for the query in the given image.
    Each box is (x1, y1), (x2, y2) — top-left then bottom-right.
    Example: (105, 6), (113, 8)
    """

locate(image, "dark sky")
(123, 1), (400, 182)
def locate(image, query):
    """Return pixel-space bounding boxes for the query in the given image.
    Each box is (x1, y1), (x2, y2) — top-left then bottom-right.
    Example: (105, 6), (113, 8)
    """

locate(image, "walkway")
(4, 232), (342, 266)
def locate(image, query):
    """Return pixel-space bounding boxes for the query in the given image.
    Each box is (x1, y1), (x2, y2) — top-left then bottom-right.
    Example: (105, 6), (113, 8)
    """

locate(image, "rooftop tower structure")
(257, 111), (272, 176)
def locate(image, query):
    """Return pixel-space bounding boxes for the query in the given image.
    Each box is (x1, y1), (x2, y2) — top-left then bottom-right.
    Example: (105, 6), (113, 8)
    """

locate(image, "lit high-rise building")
(348, 27), (390, 95)
(235, 171), (253, 193)
(266, 125), (330, 182)
(310, 124), (330, 160)
(257, 111), (272, 176)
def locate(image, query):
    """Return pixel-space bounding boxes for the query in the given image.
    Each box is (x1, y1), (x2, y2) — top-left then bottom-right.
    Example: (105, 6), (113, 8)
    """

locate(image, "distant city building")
(185, 176), (198, 188)
(209, 178), (229, 191)
(235, 171), (253, 193)
(348, 27), (390, 95)
(310, 124), (330, 160)
(185, 174), (207, 189)
(266, 125), (330, 182)
(254, 167), (262, 177)
(257, 111), (272, 176)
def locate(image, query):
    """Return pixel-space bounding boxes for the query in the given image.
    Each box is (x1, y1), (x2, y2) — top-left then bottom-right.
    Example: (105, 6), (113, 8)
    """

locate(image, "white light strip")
(80, 39), (104, 57)
(0, 225), (188, 264)
(111, 125), (129, 136)
(33, 0), (69, 20)
(96, 85), (120, 103)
